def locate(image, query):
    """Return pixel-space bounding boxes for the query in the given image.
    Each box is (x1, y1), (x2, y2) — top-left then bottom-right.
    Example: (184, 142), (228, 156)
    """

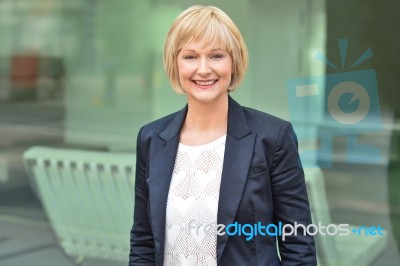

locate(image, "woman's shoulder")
(138, 109), (183, 139)
(240, 106), (296, 147)
(144, 111), (180, 128)
(241, 106), (291, 130)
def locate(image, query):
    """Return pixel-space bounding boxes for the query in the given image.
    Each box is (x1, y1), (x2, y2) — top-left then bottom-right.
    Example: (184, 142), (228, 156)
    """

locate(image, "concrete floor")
(0, 218), (126, 266)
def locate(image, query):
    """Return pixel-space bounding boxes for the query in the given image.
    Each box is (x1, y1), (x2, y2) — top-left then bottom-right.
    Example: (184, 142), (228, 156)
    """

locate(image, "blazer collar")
(159, 95), (251, 141)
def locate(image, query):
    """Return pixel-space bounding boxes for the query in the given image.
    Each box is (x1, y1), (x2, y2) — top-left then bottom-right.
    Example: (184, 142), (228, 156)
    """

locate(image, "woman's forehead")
(180, 39), (228, 52)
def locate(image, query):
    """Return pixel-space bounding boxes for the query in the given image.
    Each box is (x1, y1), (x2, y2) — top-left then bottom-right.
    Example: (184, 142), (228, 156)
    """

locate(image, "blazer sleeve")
(270, 121), (317, 266)
(129, 127), (156, 265)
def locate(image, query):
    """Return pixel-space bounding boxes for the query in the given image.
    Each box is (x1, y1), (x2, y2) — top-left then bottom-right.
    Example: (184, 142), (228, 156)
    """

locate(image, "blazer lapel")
(147, 106), (187, 261)
(217, 96), (256, 263)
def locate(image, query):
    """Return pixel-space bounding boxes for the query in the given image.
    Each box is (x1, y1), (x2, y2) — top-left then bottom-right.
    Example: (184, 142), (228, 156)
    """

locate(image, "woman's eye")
(184, 55), (196, 60)
(211, 54), (224, 59)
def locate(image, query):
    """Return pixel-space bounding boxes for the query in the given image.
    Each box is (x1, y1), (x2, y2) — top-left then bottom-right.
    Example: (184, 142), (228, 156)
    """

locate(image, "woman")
(130, 5), (316, 266)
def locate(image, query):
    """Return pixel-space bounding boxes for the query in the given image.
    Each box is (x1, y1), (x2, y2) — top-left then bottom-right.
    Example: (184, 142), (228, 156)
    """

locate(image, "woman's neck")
(180, 96), (228, 145)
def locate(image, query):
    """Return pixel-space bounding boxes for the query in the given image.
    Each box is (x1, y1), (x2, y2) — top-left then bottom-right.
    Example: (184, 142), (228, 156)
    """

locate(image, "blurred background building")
(0, 0), (399, 265)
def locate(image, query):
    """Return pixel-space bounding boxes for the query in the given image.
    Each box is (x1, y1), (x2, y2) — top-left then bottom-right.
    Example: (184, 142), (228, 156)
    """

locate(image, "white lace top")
(163, 135), (226, 266)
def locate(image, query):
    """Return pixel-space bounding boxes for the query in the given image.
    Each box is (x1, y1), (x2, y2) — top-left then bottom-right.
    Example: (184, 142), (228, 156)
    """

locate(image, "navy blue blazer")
(129, 96), (316, 265)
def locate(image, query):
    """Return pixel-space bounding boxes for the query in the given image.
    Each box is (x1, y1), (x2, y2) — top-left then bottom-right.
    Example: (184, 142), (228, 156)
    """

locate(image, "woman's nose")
(197, 58), (211, 75)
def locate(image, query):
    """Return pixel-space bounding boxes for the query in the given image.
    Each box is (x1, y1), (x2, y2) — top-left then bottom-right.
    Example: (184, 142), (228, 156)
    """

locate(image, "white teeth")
(194, 80), (216, 86)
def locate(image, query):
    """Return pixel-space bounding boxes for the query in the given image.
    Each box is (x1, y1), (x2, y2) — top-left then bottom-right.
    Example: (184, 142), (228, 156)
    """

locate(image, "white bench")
(23, 146), (136, 264)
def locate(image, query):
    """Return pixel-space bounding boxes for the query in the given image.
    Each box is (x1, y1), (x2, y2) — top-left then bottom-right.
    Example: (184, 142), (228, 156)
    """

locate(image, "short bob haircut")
(163, 5), (249, 93)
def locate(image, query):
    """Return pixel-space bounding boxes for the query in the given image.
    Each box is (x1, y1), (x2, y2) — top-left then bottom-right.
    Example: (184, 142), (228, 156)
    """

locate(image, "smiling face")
(177, 41), (233, 105)
(164, 6), (249, 94)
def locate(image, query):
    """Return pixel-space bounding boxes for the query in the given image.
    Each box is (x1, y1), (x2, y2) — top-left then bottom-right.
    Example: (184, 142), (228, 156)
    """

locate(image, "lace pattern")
(163, 135), (226, 266)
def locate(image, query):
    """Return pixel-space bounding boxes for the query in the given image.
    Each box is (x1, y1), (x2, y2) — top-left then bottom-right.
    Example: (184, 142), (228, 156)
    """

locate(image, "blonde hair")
(163, 5), (249, 93)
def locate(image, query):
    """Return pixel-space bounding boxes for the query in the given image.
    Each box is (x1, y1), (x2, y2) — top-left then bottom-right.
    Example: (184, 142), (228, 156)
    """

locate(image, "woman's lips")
(192, 79), (218, 89)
